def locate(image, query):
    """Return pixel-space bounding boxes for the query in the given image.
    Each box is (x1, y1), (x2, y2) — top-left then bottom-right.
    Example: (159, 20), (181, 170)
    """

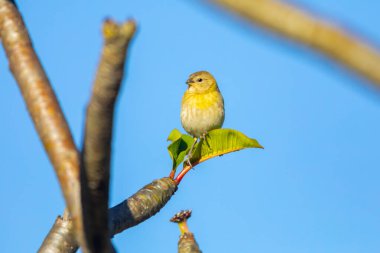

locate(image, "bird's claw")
(185, 156), (193, 168)
(201, 132), (213, 150)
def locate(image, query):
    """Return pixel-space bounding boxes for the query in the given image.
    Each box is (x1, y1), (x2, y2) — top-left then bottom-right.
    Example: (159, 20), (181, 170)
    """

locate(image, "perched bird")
(181, 71), (225, 161)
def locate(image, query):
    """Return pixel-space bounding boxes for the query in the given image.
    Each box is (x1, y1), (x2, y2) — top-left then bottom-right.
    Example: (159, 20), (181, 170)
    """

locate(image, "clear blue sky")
(1, 0), (379, 252)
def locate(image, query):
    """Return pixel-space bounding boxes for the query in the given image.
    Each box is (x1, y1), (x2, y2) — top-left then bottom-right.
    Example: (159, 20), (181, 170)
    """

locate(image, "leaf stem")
(175, 164), (197, 184)
(169, 169), (176, 179)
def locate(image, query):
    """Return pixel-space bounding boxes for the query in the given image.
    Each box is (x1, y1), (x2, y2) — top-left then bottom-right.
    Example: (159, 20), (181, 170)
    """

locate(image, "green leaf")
(189, 128), (263, 165)
(167, 128), (183, 142)
(167, 134), (195, 170)
(167, 128), (263, 171)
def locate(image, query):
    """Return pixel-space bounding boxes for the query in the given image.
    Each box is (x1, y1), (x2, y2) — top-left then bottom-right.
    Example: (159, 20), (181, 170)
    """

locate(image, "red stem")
(175, 164), (196, 184)
(169, 170), (176, 179)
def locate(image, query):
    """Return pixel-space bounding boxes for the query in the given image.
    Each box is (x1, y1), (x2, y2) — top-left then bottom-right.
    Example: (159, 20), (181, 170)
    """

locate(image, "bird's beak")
(186, 78), (194, 85)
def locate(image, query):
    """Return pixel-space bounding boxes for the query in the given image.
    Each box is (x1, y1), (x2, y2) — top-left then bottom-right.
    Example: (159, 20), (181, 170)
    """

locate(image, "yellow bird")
(181, 71), (225, 161)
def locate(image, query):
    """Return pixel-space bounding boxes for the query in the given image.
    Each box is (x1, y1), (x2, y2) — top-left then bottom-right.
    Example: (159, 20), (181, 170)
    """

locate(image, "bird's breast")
(180, 91), (224, 137)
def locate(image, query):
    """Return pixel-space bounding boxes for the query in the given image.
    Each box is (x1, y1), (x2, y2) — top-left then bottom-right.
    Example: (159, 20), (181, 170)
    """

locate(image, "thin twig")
(39, 177), (178, 253)
(80, 19), (136, 253)
(0, 1), (88, 251)
(211, 0), (380, 88)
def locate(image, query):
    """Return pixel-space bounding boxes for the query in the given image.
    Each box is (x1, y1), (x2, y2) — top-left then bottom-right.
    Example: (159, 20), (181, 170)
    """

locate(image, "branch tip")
(102, 18), (136, 40)
(170, 210), (192, 223)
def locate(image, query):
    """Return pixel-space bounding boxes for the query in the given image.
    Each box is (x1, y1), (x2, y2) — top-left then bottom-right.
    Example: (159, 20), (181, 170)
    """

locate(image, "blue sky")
(1, 0), (380, 252)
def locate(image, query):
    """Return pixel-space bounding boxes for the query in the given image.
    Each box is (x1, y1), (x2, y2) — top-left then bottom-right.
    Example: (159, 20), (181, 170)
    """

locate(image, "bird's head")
(186, 71), (218, 93)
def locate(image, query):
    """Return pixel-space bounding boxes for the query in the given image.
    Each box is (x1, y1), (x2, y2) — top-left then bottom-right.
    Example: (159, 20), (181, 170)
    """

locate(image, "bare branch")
(0, 0), (88, 250)
(39, 178), (178, 253)
(177, 233), (202, 253)
(170, 210), (201, 253)
(109, 177), (177, 235)
(211, 0), (380, 88)
(38, 210), (78, 253)
(80, 19), (136, 253)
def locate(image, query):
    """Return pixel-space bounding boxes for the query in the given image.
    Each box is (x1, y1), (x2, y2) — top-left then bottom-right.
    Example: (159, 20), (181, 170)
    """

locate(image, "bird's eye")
(197, 78), (203, 82)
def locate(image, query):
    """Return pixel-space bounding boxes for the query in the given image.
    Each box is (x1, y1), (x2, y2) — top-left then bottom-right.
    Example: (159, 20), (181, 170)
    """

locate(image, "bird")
(180, 71), (225, 163)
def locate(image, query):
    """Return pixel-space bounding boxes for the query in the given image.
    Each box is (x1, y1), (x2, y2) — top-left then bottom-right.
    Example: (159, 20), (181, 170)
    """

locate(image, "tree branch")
(0, 1), (88, 251)
(38, 178), (178, 253)
(170, 210), (202, 253)
(38, 210), (77, 253)
(177, 233), (202, 253)
(80, 19), (136, 253)
(211, 0), (380, 88)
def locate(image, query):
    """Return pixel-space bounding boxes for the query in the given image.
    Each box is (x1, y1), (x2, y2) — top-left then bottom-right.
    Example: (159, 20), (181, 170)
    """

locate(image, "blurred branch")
(80, 19), (136, 253)
(38, 178), (178, 253)
(0, 1), (88, 251)
(211, 0), (380, 88)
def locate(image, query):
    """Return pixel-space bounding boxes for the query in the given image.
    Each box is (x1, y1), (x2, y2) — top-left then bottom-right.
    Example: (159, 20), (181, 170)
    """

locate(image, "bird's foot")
(201, 132), (212, 150)
(185, 156), (193, 168)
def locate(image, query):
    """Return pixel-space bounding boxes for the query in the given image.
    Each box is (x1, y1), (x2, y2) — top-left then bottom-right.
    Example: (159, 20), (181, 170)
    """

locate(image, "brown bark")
(80, 19), (136, 253)
(178, 233), (202, 253)
(39, 178), (178, 253)
(38, 211), (78, 253)
(212, 0), (380, 88)
(0, 1), (87, 251)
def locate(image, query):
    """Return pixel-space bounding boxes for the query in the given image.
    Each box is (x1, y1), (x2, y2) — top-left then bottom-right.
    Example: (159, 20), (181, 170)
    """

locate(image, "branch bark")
(0, 1), (88, 251)
(38, 210), (77, 253)
(80, 19), (136, 253)
(211, 0), (380, 88)
(38, 178), (178, 253)
(178, 233), (202, 253)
